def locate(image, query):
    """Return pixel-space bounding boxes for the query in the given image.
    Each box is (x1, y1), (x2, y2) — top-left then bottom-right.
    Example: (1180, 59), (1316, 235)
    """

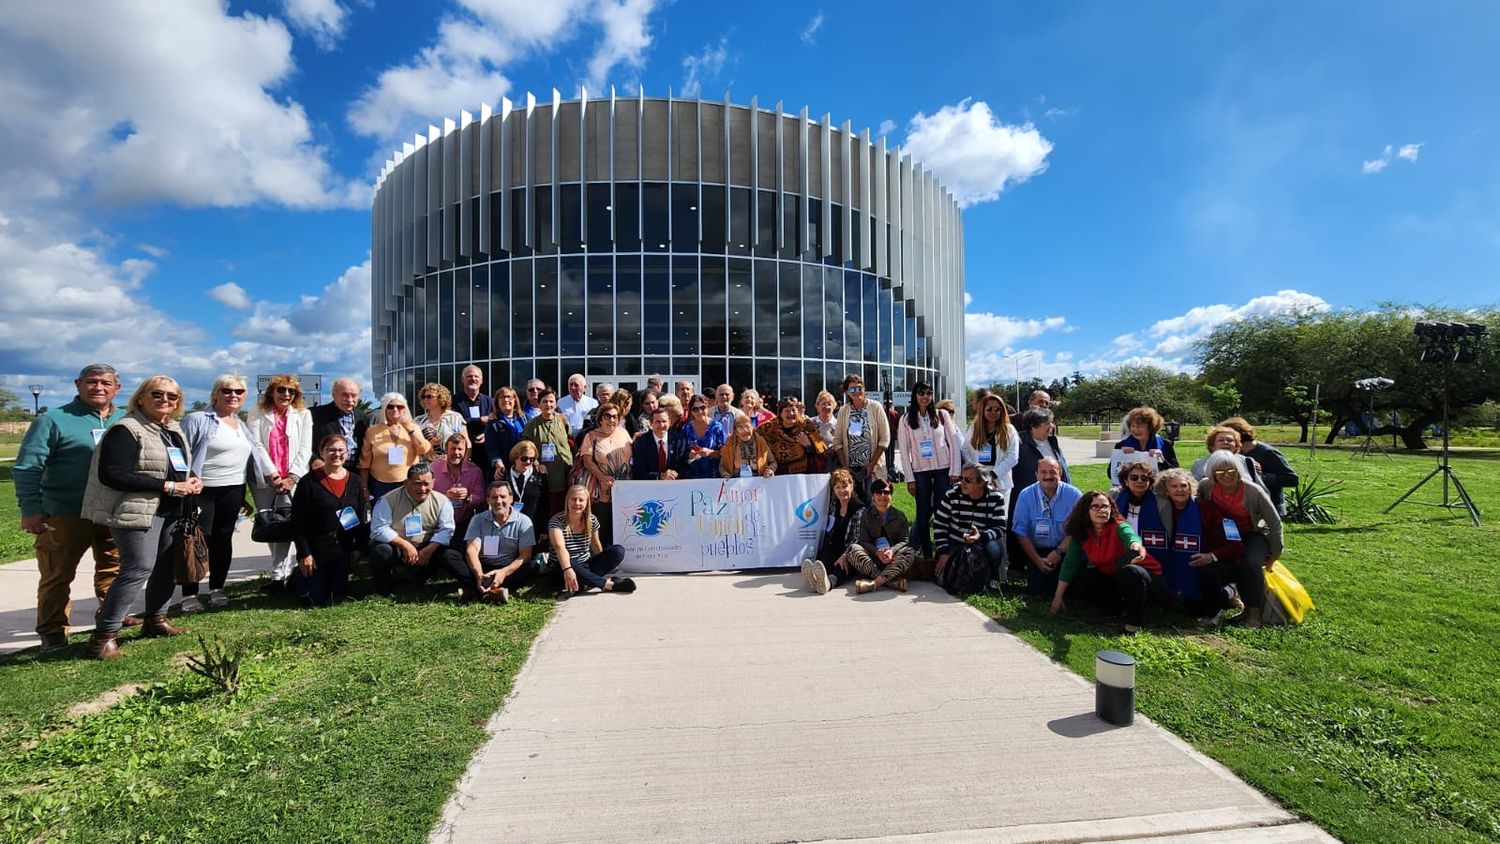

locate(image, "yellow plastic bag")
(1263, 560), (1315, 625)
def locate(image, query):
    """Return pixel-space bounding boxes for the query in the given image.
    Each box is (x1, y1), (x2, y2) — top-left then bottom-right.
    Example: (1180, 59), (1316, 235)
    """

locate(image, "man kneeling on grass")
(368, 463), (462, 595)
(452, 482), (536, 604)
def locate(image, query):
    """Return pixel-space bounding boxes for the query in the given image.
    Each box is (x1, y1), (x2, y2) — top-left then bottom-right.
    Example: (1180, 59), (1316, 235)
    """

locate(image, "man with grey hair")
(13, 364), (130, 650)
(453, 364), (492, 448)
(311, 377), (368, 471)
(367, 461), (459, 595)
(557, 373), (597, 436)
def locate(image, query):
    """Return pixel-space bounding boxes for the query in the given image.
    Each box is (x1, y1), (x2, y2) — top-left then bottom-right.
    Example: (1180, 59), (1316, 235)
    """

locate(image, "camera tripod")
(1384, 358), (1481, 526)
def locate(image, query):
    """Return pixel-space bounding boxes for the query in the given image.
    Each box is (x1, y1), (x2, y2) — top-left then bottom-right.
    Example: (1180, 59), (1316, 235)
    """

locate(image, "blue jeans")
(911, 469), (952, 558)
(559, 544), (626, 590)
(99, 515), (179, 633)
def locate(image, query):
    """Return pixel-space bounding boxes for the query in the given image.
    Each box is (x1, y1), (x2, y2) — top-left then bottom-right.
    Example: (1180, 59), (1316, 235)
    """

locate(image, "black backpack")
(939, 543), (989, 595)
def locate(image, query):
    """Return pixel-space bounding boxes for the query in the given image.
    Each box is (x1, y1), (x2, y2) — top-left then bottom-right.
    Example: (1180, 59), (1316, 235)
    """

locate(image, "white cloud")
(1100, 289), (1330, 371)
(281, 0), (347, 50)
(586, 0), (660, 93)
(962, 309), (1071, 385)
(801, 11), (824, 45)
(349, 0), (665, 144)
(207, 282), (252, 310)
(1362, 142), (1422, 175)
(136, 243), (169, 259)
(877, 119), (897, 138)
(903, 99), (1053, 207)
(0, 1), (367, 210)
(681, 38), (729, 98)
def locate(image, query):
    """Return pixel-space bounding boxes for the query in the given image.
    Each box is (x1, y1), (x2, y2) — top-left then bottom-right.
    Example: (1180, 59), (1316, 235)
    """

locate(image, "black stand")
(1384, 359), (1481, 526)
(1350, 393), (1393, 460)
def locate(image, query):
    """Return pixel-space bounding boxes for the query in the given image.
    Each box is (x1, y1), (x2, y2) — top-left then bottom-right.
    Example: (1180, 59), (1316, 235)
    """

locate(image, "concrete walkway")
(432, 573), (1333, 843)
(0, 521), (272, 654)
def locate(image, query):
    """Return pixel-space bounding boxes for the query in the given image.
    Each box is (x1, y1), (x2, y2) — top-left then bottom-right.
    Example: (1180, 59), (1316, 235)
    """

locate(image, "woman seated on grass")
(800, 468), (863, 594)
(1152, 467), (1206, 612)
(1195, 451), (1282, 628)
(549, 484), (635, 596)
(1051, 490), (1167, 635)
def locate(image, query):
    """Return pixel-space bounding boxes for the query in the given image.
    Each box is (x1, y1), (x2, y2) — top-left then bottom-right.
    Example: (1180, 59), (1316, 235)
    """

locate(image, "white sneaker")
(180, 595), (205, 614)
(207, 589), (230, 608)
(799, 559), (817, 592)
(807, 559), (831, 595)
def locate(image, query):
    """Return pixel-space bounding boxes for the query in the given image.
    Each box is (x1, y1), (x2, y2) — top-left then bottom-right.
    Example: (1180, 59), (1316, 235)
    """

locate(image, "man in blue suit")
(631, 408), (690, 480)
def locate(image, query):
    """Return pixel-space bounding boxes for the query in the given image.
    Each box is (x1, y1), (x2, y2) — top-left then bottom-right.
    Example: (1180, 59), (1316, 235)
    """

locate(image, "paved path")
(0, 521), (271, 654)
(432, 573), (1333, 843)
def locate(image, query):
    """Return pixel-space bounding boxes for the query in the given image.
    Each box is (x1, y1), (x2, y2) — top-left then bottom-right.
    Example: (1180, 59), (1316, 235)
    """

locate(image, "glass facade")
(371, 95), (965, 415)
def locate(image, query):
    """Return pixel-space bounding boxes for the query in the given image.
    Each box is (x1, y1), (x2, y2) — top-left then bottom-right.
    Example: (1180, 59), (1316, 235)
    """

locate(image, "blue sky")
(2, 0), (1497, 404)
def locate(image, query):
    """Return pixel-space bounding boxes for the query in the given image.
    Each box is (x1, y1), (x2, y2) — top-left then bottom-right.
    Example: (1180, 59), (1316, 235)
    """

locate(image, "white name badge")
(402, 513), (424, 538)
(919, 439), (935, 459)
(976, 444), (993, 463)
(337, 507), (359, 530)
(1034, 520), (1052, 538)
(467, 406), (480, 419)
(848, 420), (863, 436)
(540, 443), (557, 462)
(739, 464), (753, 478)
(166, 446), (189, 472)
(1222, 518), (1243, 542)
(92, 428), (107, 446)
(386, 445), (406, 466)
(481, 534), (500, 557)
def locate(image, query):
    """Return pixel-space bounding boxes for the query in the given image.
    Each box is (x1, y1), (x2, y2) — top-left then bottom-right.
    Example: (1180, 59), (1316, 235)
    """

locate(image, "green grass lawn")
(1059, 423), (1500, 449)
(0, 467), (31, 564)
(0, 584), (555, 843)
(964, 448), (1500, 843)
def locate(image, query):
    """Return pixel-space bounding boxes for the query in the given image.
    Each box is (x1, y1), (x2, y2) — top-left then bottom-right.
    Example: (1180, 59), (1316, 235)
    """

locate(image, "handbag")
(1262, 560), (1315, 625)
(251, 492), (297, 543)
(170, 500), (210, 585)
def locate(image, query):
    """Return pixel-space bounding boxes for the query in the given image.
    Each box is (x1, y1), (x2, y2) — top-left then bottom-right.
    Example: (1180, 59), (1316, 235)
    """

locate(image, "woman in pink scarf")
(247, 374), (313, 592)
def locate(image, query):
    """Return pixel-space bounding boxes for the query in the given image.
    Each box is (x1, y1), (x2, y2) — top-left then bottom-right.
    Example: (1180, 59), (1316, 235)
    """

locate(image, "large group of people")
(16, 362), (1294, 659)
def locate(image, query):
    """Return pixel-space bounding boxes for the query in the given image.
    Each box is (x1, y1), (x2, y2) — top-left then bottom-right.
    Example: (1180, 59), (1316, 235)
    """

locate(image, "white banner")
(610, 475), (831, 572)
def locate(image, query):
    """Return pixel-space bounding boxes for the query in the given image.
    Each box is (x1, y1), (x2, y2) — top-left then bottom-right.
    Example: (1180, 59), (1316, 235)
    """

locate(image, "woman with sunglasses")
(1051, 491), (1167, 634)
(680, 396), (727, 479)
(963, 394), (1019, 501)
(290, 434), (367, 606)
(1195, 451), (1281, 628)
(178, 374), (272, 612)
(415, 382), (468, 459)
(897, 382), (963, 561)
(483, 386), (527, 477)
(504, 441), (548, 530)
(358, 392), (432, 503)
(575, 404), (633, 543)
(247, 374), (314, 591)
(82, 376), (203, 658)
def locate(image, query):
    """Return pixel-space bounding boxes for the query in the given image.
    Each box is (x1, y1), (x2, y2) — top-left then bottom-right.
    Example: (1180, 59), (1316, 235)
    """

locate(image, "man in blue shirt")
(453, 482), (536, 603)
(13, 364), (129, 650)
(1010, 458), (1082, 596)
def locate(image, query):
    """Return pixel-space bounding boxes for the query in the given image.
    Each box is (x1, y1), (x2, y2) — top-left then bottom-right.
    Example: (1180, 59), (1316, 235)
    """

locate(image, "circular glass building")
(370, 89), (965, 414)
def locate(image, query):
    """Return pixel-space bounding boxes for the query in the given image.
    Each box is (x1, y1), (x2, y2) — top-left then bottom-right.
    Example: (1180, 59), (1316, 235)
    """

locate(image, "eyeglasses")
(601, 414), (619, 420)
(984, 406), (1002, 413)
(274, 386), (299, 395)
(780, 396), (801, 405)
(149, 390), (179, 402)
(322, 448), (348, 456)
(219, 388), (246, 396)
(1126, 474), (1151, 482)
(1089, 503), (1112, 511)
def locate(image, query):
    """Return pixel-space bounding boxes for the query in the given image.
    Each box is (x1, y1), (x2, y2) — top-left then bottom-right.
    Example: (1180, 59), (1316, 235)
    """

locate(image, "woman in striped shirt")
(548, 484), (635, 595)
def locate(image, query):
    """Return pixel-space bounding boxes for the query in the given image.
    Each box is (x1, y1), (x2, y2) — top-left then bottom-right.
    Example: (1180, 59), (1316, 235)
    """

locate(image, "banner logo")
(629, 499), (675, 537)
(794, 496), (820, 528)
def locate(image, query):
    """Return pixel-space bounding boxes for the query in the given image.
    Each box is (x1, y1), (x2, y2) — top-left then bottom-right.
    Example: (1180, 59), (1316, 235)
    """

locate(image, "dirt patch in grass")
(65, 683), (147, 719)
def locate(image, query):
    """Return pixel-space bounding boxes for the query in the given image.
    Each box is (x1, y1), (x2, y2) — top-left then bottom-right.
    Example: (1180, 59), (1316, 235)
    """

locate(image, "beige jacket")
(80, 413), (182, 530)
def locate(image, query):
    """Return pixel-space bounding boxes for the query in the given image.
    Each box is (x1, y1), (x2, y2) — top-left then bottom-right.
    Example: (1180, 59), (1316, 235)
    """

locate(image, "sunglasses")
(1126, 474), (1151, 482)
(961, 476), (982, 484)
(872, 490), (893, 496)
(691, 406), (707, 412)
(916, 389), (933, 396)
(274, 386), (299, 394)
(219, 388), (246, 396)
(847, 386), (864, 394)
(1213, 468), (1238, 476)
(386, 405), (406, 411)
(514, 455), (535, 464)
(149, 390), (180, 402)
(526, 387), (542, 393)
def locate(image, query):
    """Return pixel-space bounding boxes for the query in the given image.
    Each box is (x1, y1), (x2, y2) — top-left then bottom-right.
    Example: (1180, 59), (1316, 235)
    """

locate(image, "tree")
(1201, 380), (1241, 419)
(1061, 364), (1210, 424)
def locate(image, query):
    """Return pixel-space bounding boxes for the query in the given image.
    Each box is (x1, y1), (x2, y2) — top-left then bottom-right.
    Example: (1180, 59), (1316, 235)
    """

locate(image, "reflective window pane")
(471, 264), (489, 362)
(489, 262), (510, 360)
(586, 184), (612, 250)
(671, 255), (699, 356)
(727, 258), (752, 358)
(823, 266), (842, 361)
(616, 254), (642, 357)
(643, 255), (670, 355)
(425, 272), (439, 363)
(671, 183), (698, 253)
(754, 190), (776, 259)
(559, 184), (583, 253)
(615, 183), (641, 252)
(801, 264), (823, 358)
(587, 256), (613, 357)
(454, 267), (470, 363)
(729, 188), (751, 256)
(533, 187), (556, 255)
(754, 359), (776, 399)
(702, 185), (726, 255)
(778, 193), (799, 260)
(535, 258), (559, 356)
(643, 183), (670, 252)
(701, 256), (726, 357)
(512, 260), (534, 357)
(778, 261), (800, 358)
(862, 274), (878, 363)
(753, 259), (777, 356)
(560, 257), (585, 356)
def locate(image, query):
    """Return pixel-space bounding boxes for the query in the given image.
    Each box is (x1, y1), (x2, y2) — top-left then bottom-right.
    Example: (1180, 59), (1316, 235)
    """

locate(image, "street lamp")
(1002, 353), (1037, 411)
(28, 384), (43, 415)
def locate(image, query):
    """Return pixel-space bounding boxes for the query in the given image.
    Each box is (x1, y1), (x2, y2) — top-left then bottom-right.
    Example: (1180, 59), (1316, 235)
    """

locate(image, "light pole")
(1002, 353), (1036, 410)
(28, 384), (43, 415)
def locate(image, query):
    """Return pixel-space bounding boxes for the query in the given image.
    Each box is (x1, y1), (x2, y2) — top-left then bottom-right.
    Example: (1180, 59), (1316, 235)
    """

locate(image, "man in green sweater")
(13, 364), (129, 651)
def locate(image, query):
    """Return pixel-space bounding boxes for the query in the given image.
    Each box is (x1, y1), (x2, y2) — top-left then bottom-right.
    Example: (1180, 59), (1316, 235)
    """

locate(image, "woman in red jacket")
(1051, 490), (1167, 634)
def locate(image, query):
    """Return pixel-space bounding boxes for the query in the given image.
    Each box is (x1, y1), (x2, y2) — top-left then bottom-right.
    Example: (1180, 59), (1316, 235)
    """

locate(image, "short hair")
(842, 373), (864, 390)
(1221, 416), (1257, 445)
(77, 363), (117, 382)
(1021, 407), (1054, 431)
(444, 432), (467, 447)
(461, 364), (483, 378)
(1116, 458), (1158, 485)
(379, 392), (409, 414)
(870, 477), (893, 494)
(1029, 390), (1052, 403)
(829, 467), (855, 488)
(775, 396), (802, 412)
(1204, 450), (1249, 483)
(536, 388), (558, 402)
(127, 375), (184, 419)
(407, 461), (434, 480)
(649, 406), (672, 421)
(815, 389), (837, 408)
(1154, 467), (1196, 497)
(259, 373), (306, 411)
(418, 382), (452, 411)
(331, 377), (361, 395)
(1206, 425), (1242, 452)
(486, 480), (514, 497)
(567, 373), (587, 385)
(675, 379), (694, 391)
(1035, 457), (1063, 477)
(316, 433), (348, 453)
(1125, 406), (1164, 437)
(959, 462), (987, 483)
(658, 394), (684, 418)
(509, 440), (538, 462)
(1064, 490), (1118, 543)
(637, 389), (660, 407)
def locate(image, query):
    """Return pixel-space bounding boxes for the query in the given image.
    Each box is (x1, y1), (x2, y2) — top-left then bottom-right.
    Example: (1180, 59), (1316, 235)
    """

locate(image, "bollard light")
(1095, 649), (1135, 726)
